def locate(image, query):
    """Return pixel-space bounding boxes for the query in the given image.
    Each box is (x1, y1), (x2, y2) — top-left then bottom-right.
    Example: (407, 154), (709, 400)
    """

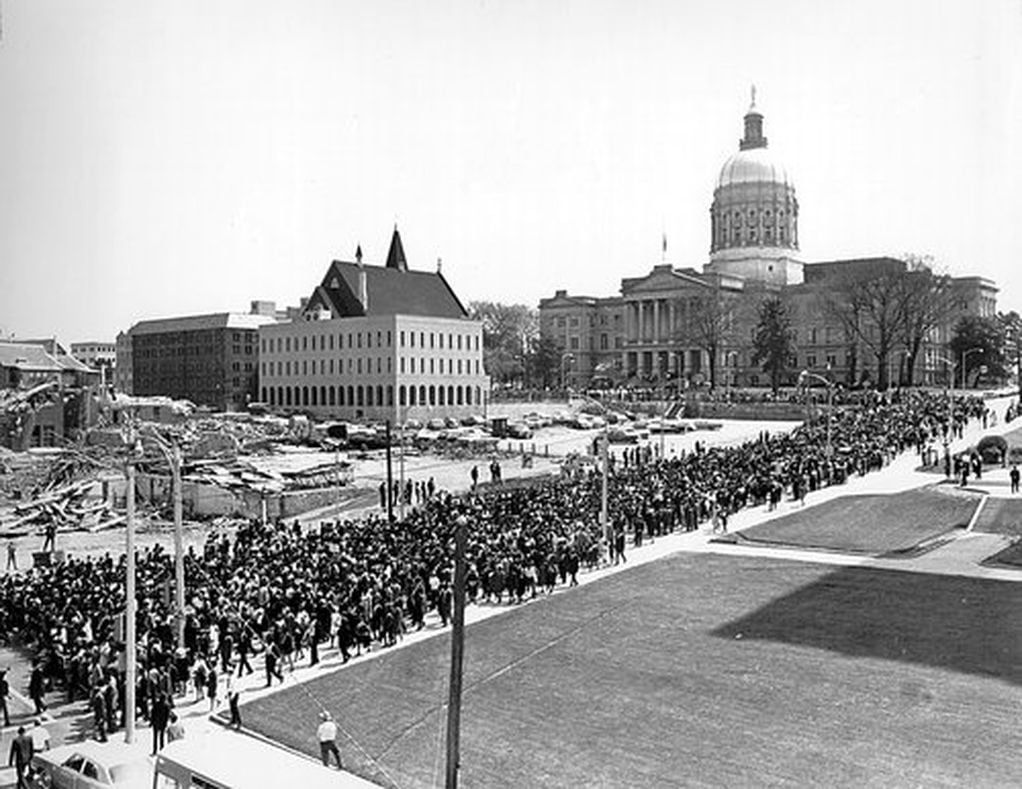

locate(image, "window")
(401, 331), (405, 347)
(600, 334), (609, 350)
(569, 337), (579, 350)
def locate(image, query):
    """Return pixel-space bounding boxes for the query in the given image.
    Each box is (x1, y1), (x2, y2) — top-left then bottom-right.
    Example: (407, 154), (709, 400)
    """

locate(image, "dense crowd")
(0, 390), (992, 743)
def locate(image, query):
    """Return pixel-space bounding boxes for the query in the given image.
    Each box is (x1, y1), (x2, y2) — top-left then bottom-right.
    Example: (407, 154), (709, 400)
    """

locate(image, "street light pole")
(799, 369), (833, 459)
(445, 516), (468, 789)
(171, 445), (184, 650)
(124, 455), (137, 744)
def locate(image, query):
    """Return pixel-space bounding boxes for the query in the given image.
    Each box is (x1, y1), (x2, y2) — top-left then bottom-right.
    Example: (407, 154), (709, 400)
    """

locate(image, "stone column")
(653, 300), (661, 344)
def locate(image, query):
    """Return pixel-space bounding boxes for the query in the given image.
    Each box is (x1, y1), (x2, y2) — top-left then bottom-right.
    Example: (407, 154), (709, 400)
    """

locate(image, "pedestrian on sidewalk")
(226, 673), (241, 729)
(316, 711), (342, 769)
(166, 712), (185, 743)
(28, 662), (46, 715)
(1012, 464), (1020, 494)
(5, 540), (16, 571)
(151, 691), (171, 755)
(7, 726), (34, 789)
(0, 667), (11, 727)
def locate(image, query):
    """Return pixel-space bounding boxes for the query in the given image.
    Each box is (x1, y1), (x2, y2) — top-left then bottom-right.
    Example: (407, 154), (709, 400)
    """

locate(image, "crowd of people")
(0, 390), (994, 745)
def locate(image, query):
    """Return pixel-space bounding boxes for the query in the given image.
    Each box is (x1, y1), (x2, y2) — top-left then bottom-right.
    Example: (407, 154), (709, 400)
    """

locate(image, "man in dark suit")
(8, 726), (34, 789)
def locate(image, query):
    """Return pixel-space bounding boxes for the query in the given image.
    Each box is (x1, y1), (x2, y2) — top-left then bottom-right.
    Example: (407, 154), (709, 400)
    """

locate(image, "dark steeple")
(384, 226), (408, 271)
(739, 84), (768, 151)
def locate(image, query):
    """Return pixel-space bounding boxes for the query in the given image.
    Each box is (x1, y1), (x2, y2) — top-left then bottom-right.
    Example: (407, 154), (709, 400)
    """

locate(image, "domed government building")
(540, 89), (997, 390)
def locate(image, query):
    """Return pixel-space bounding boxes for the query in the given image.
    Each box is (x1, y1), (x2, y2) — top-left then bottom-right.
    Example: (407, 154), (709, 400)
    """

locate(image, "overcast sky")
(1, 0), (1019, 343)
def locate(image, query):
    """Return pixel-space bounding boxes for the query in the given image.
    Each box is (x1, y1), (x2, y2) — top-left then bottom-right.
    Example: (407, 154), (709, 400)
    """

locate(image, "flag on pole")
(662, 233), (667, 254)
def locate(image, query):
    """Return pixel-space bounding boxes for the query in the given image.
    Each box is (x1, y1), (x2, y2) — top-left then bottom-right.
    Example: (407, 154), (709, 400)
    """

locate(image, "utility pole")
(124, 456), (137, 744)
(600, 429), (609, 548)
(445, 516), (468, 789)
(398, 410), (406, 521)
(171, 445), (185, 650)
(384, 420), (394, 522)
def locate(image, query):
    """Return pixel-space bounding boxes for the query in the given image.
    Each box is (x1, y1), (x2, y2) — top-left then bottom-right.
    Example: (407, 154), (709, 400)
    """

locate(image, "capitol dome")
(717, 146), (793, 189)
(705, 88), (802, 287)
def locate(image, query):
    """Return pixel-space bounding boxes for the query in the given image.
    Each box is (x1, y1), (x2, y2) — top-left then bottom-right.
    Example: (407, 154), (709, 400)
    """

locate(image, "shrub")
(977, 435), (1008, 464)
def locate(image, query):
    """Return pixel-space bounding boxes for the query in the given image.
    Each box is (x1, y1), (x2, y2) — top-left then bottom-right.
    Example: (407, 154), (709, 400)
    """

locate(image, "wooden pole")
(385, 420), (394, 522)
(125, 461), (137, 743)
(172, 446), (185, 650)
(445, 516), (468, 789)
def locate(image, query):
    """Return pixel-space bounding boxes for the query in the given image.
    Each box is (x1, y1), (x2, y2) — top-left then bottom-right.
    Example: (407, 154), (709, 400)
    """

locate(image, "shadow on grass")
(712, 564), (1022, 685)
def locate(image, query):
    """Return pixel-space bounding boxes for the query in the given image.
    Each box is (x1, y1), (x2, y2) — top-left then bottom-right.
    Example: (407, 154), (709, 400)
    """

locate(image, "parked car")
(32, 741), (151, 789)
(507, 422), (533, 439)
(606, 427), (639, 444)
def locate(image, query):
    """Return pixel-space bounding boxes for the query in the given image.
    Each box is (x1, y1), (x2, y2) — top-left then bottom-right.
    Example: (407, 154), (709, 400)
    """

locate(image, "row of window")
(262, 330), (479, 355)
(261, 383), (483, 410)
(262, 356), (481, 378)
(553, 314), (621, 329)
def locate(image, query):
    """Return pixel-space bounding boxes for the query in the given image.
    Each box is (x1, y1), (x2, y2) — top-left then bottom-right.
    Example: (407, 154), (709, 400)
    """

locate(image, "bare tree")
(688, 285), (736, 389)
(896, 255), (958, 386)
(820, 261), (908, 389)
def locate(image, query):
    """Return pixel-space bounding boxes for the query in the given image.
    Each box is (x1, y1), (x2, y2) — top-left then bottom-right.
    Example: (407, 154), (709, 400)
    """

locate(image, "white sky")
(1, 0), (1020, 343)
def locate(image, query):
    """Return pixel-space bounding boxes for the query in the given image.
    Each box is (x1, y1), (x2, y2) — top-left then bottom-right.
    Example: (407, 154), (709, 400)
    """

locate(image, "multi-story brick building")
(259, 228), (489, 422)
(127, 309), (277, 411)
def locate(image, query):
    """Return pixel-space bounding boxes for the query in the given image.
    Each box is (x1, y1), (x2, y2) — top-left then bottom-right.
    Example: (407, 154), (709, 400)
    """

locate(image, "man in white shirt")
(316, 711), (342, 769)
(29, 719), (50, 752)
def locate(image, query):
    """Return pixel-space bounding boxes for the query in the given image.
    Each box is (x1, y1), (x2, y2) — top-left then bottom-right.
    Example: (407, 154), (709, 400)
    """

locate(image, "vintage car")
(31, 741), (151, 789)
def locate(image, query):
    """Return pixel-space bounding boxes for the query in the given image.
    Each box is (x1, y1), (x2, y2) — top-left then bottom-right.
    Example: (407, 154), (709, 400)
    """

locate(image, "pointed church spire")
(385, 225), (408, 271)
(355, 244), (363, 264)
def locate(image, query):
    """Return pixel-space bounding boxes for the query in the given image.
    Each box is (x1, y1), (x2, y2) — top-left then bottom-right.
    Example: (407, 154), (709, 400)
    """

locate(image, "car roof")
(44, 740), (150, 766)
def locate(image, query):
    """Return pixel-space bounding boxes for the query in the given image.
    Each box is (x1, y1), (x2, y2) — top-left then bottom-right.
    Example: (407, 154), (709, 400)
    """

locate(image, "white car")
(31, 741), (151, 789)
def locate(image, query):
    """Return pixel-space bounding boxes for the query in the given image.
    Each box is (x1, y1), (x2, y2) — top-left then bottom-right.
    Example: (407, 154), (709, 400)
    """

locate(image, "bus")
(152, 729), (380, 789)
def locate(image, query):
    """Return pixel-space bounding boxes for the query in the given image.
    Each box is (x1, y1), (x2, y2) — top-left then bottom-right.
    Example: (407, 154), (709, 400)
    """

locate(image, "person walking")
(316, 711), (342, 769)
(150, 691), (171, 755)
(5, 540), (16, 571)
(226, 673), (241, 729)
(28, 662), (46, 715)
(0, 667), (11, 726)
(7, 726), (34, 789)
(1011, 464), (1020, 494)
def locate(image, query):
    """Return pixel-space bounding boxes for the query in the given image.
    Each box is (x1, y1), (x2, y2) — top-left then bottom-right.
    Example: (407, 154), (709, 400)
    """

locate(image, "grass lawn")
(241, 553), (1022, 788)
(734, 487), (980, 554)
(972, 498), (1022, 537)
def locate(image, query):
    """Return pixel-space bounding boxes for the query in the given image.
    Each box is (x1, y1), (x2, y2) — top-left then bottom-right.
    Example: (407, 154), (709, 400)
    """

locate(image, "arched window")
(285, 388), (292, 407)
(399, 385), (406, 407)
(438, 386), (445, 406)
(448, 385), (454, 406)
(419, 385), (426, 405)
(357, 386), (364, 407)
(366, 386), (373, 407)
(465, 386), (472, 406)
(429, 385), (436, 406)
(302, 387), (309, 407)
(386, 385), (393, 406)
(311, 387), (318, 407)
(347, 386), (354, 406)
(329, 386), (336, 406)
(475, 387), (481, 406)
(410, 386), (417, 406)
(376, 385), (384, 406)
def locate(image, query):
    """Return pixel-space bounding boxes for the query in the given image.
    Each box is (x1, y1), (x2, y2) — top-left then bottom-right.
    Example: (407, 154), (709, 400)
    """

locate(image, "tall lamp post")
(140, 427), (186, 650)
(935, 354), (956, 475)
(798, 368), (834, 459)
(560, 352), (574, 393)
(960, 346), (983, 390)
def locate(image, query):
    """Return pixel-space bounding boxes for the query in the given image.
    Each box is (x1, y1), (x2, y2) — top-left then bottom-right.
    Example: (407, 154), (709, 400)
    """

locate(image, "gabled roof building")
(259, 228), (489, 421)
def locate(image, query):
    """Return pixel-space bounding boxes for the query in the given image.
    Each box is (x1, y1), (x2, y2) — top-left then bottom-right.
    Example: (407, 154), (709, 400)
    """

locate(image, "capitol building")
(540, 91), (997, 390)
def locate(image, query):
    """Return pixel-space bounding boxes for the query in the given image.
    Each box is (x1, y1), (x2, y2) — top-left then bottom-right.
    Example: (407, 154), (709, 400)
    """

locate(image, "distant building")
(114, 331), (133, 395)
(540, 91), (998, 390)
(0, 340), (98, 448)
(127, 308), (278, 411)
(259, 228), (489, 422)
(536, 291), (623, 387)
(71, 341), (116, 380)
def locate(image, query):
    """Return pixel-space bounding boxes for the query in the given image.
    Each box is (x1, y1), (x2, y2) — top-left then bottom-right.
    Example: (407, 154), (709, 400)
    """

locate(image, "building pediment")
(621, 266), (711, 296)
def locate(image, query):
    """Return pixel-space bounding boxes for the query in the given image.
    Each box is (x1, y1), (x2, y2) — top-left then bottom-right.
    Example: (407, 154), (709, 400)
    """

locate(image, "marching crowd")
(0, 390), (992, 747)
